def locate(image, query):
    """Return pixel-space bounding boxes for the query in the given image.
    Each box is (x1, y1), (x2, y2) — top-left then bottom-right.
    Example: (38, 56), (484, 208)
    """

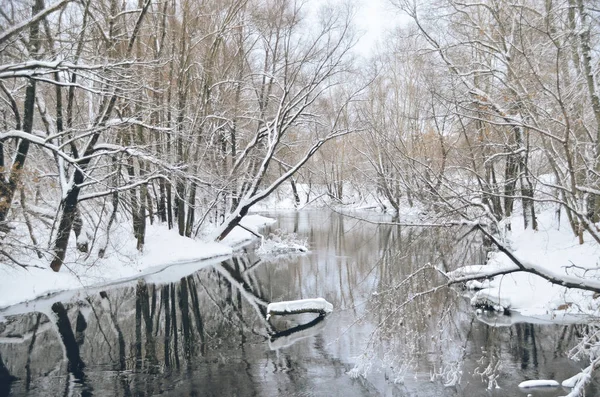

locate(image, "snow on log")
(266, 298), (333, 319)
(470, 289), (511, 312)
(518, 379), (560, 388)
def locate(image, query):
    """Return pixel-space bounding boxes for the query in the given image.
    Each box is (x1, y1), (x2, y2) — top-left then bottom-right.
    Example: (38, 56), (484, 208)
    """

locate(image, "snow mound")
(465, 279), (490, 290)
(470, 289), (511, 312)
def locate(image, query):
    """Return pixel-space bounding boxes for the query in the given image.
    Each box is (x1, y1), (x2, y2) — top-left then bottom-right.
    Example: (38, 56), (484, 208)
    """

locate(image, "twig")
(0, 250), (44, 270)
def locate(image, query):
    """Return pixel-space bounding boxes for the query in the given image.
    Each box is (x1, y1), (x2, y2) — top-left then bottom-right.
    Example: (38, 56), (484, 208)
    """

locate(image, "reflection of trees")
(352, 220), (599, 393)
(362, 226), (473, 378)
(51, 302), (86, 380)
(2, 211), (586, 395)
(0, 351), (16, 397)
(0, 270), (228, 394)
(24, 313), (41, 390)
(268, 315), (326, 350)
(512, 324), (538, 370)
(0, 249), (332, 395)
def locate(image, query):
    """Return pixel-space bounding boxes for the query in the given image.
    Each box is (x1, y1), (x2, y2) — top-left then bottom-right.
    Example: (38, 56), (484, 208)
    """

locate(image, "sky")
(353, 0), (402, 55)
(305, 0), (404, 56)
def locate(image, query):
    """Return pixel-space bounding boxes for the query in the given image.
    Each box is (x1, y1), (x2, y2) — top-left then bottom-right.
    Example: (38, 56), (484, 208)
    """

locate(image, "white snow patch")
(257, 230), (308, 256)
(518, 379), (560, 388)
(465, 279), (490, 290)
(562, 372), (586, 388)
(219, 214), (276, 248)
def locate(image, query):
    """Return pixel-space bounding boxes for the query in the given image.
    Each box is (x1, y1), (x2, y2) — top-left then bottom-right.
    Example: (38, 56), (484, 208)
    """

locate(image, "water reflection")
(0, 210), (597, 396)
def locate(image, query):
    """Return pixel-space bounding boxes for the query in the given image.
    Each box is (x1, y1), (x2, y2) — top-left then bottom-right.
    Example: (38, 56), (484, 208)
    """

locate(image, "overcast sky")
(354, 0), (401, 54)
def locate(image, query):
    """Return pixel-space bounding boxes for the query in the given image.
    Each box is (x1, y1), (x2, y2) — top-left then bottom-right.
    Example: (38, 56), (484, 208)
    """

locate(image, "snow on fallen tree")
(446, 263), (519, 281)
(562, 372), (587, 388)
(266, 298), (333, 319)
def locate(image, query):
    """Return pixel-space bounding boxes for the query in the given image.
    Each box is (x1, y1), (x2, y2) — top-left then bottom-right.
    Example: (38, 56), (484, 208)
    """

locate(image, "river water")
(0, 210), (597, 396)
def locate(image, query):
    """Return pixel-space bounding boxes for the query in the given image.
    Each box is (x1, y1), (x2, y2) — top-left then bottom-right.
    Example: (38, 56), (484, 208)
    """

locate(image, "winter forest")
(2, 0), (600, 395)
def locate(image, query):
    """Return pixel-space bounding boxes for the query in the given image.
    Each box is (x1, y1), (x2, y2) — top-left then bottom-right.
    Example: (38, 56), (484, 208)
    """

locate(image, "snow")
(257, 230), (309, 256)
(250, 182), (421, 215)
(562, 372), (586, 388)
(474, 310), (593, 327)
(465, 279), (491, 290)
(266, 298), (333, 319)
(518, 379), (560, 388)
(449, 209), (600, 317)
(448, 262), (519, 281)
(219, 214), (277, 248)
(0, 215), (277, 310)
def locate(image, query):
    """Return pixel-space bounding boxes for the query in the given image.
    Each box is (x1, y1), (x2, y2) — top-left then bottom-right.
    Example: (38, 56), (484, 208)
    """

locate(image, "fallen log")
(266, 297), (333, 319)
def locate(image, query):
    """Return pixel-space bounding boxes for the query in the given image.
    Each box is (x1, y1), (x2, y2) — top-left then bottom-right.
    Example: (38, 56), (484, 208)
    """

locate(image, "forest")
(0, 0), (598, 268)
(2, 0), (600, 394)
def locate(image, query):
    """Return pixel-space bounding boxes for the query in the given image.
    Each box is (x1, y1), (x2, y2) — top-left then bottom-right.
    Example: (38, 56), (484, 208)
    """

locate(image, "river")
(0, 210), (597, 396)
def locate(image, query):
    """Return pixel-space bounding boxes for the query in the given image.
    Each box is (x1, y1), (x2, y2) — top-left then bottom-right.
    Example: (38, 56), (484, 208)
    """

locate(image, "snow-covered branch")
(0, 0), (73, 46)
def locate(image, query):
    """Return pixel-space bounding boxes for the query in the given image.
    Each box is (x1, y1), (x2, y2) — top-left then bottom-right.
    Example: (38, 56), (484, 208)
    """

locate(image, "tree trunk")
(137, 183), (146, 251)
(290, 178), (300, 208)
(176, 181), (186, 236)
(576, 0), (600, 221)
(185, 185), (196, 237)
(49, 0), (151, 271)
(516, 127), (537, 230)
(52, 302), (86, 380)
(0, 0), (43, 222)
(504, 148), (519, 223)
(50, 177), (82, 271)
(216, 206), (249, 242)
(166, 182), (173, 230)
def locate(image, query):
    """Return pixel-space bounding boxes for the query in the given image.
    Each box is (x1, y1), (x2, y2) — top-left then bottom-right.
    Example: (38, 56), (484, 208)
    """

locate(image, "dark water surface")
(0, 211), (597, 396)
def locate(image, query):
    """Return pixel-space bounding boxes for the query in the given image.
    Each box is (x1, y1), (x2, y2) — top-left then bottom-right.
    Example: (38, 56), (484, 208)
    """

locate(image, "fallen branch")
(0, 250), (44, 270)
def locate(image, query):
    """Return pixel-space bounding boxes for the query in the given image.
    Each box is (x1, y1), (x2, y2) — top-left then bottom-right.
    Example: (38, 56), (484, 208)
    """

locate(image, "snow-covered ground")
(450, 208), (600, 318)
(0, 214), (275, 309)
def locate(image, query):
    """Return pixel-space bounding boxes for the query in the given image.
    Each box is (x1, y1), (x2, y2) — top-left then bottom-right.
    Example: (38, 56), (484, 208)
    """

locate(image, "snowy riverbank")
(450, 208), (600, 319)
(0, 215), (275, 309)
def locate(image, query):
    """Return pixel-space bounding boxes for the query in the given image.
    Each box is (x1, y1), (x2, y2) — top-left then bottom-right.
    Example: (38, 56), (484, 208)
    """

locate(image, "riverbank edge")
(0, 214), (276, 311)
